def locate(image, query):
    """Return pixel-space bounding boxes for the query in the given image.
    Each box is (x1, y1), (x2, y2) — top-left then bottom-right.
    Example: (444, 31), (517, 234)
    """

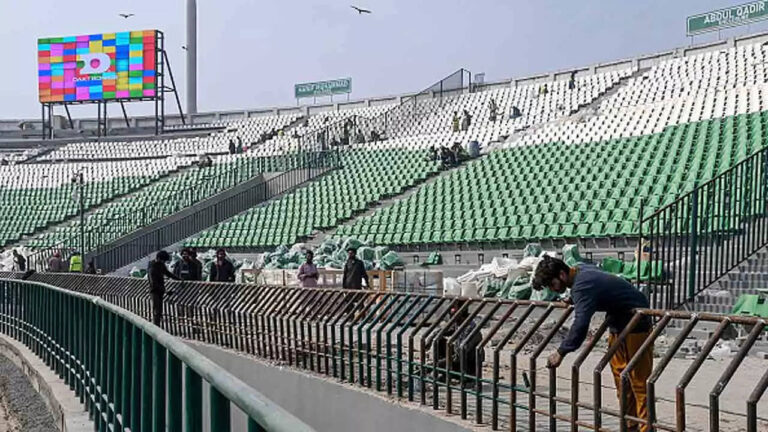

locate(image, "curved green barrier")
(0, 278), (313, 432)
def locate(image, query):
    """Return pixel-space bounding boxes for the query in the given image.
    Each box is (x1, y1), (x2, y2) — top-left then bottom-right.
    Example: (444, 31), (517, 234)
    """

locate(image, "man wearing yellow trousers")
(533, 255), (653, 432)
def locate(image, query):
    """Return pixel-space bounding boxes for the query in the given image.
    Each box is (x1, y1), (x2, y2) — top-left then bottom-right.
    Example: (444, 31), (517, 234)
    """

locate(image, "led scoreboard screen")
(38, 30), (158, 103)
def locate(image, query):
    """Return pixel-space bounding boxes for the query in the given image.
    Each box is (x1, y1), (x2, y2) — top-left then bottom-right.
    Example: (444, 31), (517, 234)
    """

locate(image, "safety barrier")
(7, 272), (768, 432)
(640, 146), (768, 309)
(0, 277), (313, 432)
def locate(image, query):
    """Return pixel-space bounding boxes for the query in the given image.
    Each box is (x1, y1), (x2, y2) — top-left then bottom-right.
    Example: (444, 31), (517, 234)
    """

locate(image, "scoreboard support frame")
(40, 30), (185, 140)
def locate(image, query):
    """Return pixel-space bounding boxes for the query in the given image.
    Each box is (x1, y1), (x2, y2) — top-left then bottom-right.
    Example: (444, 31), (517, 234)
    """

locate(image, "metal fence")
(0, 277), (313, 432)
(297, 69), (473, 150)
(639, 147), (768, 310)
(9, 272), (768, 432)
(28, 150), (340, 274)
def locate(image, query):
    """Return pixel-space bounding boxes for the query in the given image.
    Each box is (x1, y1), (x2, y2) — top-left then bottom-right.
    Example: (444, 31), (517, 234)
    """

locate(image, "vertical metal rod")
(167, 354), (182, 432)
(185, 367), (203, 432)
(210, 387), (231, 430)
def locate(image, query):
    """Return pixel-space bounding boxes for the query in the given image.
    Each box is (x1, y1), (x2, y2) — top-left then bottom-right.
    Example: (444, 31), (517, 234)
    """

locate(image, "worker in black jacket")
(209, 248), (235, 282)
(342, 248), (369, 289)
(148, 250), (180, 327)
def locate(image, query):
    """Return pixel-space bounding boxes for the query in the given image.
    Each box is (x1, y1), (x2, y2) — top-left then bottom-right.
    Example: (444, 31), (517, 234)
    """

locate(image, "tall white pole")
(186, 0), (197, 114)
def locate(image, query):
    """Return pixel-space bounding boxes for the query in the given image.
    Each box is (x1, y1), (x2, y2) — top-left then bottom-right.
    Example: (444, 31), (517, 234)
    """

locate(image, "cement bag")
(507, 283), (532, 300)
(530, 287), (560, 301)
(490, 257), (518, 278)
(562, 244), (584, 266)
(326, 260), (344, 270)
(481, 278), (504, 297)
(358, 246), (376, 262)
(317, 241), (336, 255)
(523, 243), (543, 258)
(374, 246), (390, 260)
(290, 243), (309, 253)
(380, 251), (404, 269)
(444, 278), (461, 296)
(341, 238), (364, 251)
(461, 281), (481, 298)
(130, 266), (147, 278)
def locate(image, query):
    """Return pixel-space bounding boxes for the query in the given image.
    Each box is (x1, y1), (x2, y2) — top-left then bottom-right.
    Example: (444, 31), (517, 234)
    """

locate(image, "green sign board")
(294, 78), (352, 99)
(687, 0), (768, 35)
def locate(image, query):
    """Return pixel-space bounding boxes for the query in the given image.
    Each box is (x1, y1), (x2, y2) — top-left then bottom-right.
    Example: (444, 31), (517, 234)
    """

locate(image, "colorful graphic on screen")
(38, 30), (158, 103)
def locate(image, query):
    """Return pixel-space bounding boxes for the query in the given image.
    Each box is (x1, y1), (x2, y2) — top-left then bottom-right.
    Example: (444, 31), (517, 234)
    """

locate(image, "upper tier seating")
(337, 111), (766, 245)
(184, 148), (440, 248)
(0, 158), (192, 246)
(40, 114), (300, 161)
(25, 153), (303, 251)
(511, 44), (768, 148)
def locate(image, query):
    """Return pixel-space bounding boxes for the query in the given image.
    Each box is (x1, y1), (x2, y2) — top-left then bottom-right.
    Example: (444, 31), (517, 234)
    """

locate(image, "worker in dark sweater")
(533, 255), (652, 432)
(342, 248), (369, 289)
(148, 250), (180, 327)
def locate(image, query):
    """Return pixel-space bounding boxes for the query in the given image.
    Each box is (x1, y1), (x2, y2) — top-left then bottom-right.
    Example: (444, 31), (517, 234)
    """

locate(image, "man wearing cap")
(342, 248), (369, 289)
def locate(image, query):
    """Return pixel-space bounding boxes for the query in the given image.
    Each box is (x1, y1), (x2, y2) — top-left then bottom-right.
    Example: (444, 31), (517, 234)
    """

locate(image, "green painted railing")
(0, 278), (314, 432)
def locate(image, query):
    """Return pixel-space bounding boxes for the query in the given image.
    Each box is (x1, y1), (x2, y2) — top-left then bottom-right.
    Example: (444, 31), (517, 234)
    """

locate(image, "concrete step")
(738, 261), (768, 272)
(717, 280), (768, 292)
(726, 272), (768, 282)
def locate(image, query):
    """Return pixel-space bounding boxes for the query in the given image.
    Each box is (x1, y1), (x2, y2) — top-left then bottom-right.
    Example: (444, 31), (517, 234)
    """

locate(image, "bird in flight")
(119, 13), (135, 19)
(350, 5), (371, 14)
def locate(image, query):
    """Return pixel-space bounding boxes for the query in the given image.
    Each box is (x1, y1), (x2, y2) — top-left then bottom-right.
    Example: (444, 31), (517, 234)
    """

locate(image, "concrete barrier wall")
(0, 335), (91, 432)
(189, 342), (471, 432)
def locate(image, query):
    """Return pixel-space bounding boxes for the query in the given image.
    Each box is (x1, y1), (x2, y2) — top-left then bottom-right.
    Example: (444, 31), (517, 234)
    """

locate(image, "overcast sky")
(1, 0), (767, 119)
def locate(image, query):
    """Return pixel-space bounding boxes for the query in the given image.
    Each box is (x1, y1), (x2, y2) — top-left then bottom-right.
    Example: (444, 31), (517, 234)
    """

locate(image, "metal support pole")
(120, 102), (130, 128)
(186, 0), (198, 115)
(64, 104), (74, 129)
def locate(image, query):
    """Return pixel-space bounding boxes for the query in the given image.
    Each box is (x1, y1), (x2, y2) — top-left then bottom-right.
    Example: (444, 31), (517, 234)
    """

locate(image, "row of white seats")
(0, 157), (194, 189)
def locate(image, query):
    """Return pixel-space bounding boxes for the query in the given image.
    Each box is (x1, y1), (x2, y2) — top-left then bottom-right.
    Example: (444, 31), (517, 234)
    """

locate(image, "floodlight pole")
(186, 0), (197, 115)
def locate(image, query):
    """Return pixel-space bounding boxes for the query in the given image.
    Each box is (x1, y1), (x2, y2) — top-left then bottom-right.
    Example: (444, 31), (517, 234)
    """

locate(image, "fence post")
(152, 340), (166, 432)
(638, 198), (644, 296)
(185, 367), (203, 432)
(210, 387), (231, 430)
(167, 353), (182, 432)
(688, 185), (699, 303)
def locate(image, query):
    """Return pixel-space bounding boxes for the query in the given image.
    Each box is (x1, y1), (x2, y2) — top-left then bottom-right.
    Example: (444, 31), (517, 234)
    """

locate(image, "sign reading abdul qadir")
(687, 1), (768, 35)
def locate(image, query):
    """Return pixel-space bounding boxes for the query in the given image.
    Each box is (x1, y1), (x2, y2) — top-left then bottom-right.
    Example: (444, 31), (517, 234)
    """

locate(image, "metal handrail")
(639, 144), (768, 309)
(0, 278), (314, 432)
(7, 272), (768, 432)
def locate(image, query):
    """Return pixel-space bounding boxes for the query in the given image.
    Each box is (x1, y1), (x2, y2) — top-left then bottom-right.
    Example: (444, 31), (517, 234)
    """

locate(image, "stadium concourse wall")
(4, 30), (768, 136)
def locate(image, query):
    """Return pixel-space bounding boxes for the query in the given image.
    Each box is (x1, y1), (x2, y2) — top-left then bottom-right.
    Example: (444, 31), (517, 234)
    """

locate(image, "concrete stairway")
(693, 247), (768, 314)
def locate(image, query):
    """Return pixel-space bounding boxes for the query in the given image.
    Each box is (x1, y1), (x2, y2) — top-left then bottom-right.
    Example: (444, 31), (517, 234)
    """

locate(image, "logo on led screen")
(79, 53), (111, 75)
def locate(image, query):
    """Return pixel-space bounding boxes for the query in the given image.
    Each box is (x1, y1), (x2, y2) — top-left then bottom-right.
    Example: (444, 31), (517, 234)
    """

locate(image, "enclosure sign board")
(295, 78), (351, 99)
(687, 1), (768, 35)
